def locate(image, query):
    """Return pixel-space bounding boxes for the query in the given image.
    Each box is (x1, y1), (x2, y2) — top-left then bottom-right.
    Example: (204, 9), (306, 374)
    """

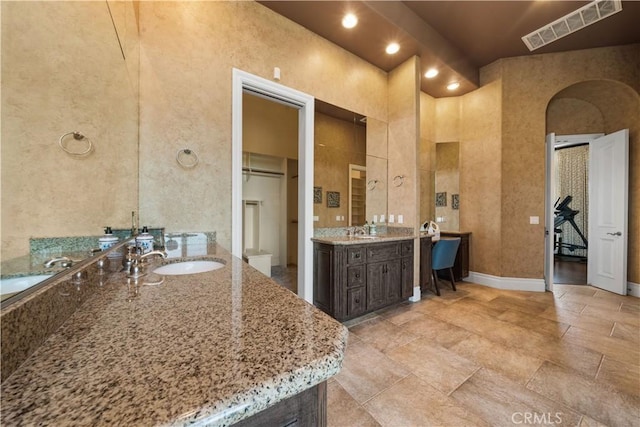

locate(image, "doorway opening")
(232, 69), (315, 302)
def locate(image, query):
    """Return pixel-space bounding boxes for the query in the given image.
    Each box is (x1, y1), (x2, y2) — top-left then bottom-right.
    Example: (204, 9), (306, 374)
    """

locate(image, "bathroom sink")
(153, 260), (225, 276)
(1, 274), (53, 296)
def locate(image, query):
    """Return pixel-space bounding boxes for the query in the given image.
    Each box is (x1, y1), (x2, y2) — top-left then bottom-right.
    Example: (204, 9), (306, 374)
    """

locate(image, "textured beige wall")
(138, 1), (387, 247)
(435, 97), (461, 143)
(498, 44), (639, 280)
(460, 80), (503, 276)
(313, 114), (366, 228)
(419, 93), (436, 225)
(388, 56), (420, 227)
(1, 1), (139, 260)
(546, 99), (604, 135)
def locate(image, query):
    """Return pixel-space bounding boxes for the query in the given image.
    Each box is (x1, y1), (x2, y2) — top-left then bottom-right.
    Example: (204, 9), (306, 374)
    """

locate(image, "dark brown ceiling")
(258, 1), (640, 98)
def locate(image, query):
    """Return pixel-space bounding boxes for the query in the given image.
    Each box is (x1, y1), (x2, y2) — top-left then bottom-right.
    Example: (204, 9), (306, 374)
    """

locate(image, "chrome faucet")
(44, 257), (73, 268)
(140, 250), (168, 261)
(126, 249), (168, 278)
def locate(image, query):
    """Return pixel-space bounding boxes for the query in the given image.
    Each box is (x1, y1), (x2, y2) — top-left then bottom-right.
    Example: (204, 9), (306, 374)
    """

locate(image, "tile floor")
(327, 282), (640, 427)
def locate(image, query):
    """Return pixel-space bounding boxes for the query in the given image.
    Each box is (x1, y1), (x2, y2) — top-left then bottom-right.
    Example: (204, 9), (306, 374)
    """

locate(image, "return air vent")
(522, 0), (622, 51)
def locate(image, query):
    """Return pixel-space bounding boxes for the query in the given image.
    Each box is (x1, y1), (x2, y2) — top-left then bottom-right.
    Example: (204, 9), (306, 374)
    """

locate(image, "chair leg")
(448, 267), (457, 291)
(431, 270), (441, 296)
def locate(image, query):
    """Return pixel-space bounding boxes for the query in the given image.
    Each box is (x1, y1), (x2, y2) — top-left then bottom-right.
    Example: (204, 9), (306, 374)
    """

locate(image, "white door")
(588, 129), (629, 295)
(544, 133), (555, 292)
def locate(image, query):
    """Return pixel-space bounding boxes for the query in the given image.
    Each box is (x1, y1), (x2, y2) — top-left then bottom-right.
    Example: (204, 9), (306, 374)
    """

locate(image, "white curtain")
(554, 145), (589, 258)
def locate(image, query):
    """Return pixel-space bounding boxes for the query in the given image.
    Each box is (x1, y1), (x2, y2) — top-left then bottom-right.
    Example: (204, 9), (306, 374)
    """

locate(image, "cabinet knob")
(355, 273), (360, 278)
(354, 253), (360, 259)
(355, 298), (360, 303)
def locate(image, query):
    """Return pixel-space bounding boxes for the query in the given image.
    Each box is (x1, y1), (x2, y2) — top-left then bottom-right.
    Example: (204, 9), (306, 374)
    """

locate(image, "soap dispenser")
(99, 227), (119, 256)
(135, 226), (154, 254)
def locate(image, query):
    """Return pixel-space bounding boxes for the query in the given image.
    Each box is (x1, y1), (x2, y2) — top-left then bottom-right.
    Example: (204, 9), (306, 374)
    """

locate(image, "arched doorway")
(544, 79), (639, 294)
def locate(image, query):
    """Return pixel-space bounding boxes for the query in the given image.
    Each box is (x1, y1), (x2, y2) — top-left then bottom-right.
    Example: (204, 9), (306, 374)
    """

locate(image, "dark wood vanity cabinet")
(313, 240), (414, 321)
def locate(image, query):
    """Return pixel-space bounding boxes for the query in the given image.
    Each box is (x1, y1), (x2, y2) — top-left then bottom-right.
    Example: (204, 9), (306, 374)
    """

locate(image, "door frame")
(232, 69), (315, 302)
(544, 133), (603, 292)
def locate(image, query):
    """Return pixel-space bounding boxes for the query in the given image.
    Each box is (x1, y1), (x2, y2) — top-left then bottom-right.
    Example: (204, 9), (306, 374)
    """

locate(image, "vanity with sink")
(312, 234), (415, 321)
(1, 239), (347, 426)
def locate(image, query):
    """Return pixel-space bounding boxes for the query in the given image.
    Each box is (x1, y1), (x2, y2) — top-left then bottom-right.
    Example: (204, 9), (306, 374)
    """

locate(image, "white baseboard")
(628, 281), (640, 298)
(465, 271), (546, 292)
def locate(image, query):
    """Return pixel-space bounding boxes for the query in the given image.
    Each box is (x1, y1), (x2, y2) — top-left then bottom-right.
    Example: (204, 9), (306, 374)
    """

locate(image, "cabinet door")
(401, 256), (413, 298)
(313, 244), (333, 315)
(347, 287), (366, 318)
(419, 237), (432, 292)
(385, 259), (402, 302)
(366, 261), (387, 310)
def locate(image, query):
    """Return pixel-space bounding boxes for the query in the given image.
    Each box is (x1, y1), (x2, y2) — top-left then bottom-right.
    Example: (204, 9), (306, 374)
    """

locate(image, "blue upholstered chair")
(431, 237), (461, 296)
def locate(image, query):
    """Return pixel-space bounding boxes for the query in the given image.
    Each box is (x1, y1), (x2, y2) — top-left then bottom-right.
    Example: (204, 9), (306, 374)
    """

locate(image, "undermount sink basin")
(1, 274), (53, 296)
(153, 260), (225, 276)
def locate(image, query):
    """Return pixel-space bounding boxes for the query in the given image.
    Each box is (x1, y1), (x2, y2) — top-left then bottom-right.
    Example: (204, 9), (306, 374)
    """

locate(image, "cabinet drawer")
(346, 246), (366, 265)
(401, 240), (414, 257)
(347, 287), (366, 317)
(367, 243), (400, 262)
(347, 265), (365, 288)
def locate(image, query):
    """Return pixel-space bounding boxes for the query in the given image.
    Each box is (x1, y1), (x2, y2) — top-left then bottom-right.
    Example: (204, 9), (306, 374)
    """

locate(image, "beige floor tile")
(596, 356), (640, 398)
(376, 303), (428, 326)
(451, 367), (582, 426)
(327, 381), (381, 427)
(539, 306), (615, 336)
(593, 289), (640, 307)
(445, 296), (508, 317)
(522, 335), (604, 378)
(578, 415), (610, 427)
(560, 292), (623, 311)
(555, 285), (598, 297)
(334, 344), (410, 404)
(498, 309), (570, 338)
(620, 302), (640, 313)
(385, 337), (480, 395)
(348, 317), (420, 353)
(610, 321), (640, 344)
(581, 304), (640, 328)
(448, 333), (544, 385)
(485, 295), (559, 316)
(400, 314), (473, 348)
(458, 284), (505, 302)
(527, 361), (640, 427)
(562, 325), (640, 368)
(547, 296), (588, 314)
(364, 374), (490, 427)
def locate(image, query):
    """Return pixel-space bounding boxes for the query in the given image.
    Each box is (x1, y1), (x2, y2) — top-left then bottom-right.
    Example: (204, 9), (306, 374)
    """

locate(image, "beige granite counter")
(311, 234), (415, 245)
(1, 243), (347, 426)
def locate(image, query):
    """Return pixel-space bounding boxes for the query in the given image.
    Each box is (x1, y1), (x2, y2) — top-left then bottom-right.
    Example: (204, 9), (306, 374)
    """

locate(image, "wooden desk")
(439, 231), (471, 281)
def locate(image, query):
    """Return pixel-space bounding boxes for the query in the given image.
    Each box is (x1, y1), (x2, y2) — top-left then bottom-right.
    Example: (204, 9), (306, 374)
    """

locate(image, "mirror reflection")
(434, 142), (460, 231)
(0, 1), (140, 301)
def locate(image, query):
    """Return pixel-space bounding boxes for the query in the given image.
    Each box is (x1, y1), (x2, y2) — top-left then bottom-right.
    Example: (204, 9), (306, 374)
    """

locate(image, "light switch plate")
(398, 215), (403, 224)
(313, 216), (319, 222)
(530, 216), (539, 224)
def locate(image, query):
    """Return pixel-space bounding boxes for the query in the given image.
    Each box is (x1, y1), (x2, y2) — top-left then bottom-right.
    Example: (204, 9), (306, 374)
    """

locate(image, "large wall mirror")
(1, 1), (140, 301)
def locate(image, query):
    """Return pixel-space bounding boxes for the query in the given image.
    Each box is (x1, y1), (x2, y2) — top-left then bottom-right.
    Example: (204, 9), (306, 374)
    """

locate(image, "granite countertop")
(1, 243), (348, 426)
(311, 234), (416, 245)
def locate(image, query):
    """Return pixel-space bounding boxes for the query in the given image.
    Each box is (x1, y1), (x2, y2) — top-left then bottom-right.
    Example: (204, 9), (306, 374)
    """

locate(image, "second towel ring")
(176, 148), (199, 168)
(393, 175), (405, 187)
(59, 131), (93, 156)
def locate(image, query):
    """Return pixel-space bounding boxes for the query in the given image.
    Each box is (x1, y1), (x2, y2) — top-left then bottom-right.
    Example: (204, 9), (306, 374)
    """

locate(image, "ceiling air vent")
(522, 0), (622, 51)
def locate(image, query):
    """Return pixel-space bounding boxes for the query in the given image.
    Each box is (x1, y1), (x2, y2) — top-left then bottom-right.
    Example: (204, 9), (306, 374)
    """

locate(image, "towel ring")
(58, 131), (93, 156)
(393, 175), (405, 187)
(176, 148), (199, 168)
(367, 179), (379, 191)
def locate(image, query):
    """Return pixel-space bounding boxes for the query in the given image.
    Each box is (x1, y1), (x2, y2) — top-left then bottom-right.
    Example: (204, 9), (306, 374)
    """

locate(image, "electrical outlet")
(398, 215), (403, 224)
(373, 215), (378, 223)
(313, 216), (319, 222)
(389, 214), (395, 223)
(380, 214), (386, 222)
(530, 216), (539, 224)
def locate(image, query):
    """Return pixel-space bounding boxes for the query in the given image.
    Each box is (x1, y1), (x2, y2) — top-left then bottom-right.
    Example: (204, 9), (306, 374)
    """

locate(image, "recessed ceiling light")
(447, 82), (460, 91)
(385, 43), (400, 55)
(342, 13), (358, 29)
(425, 68), (439, 79)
